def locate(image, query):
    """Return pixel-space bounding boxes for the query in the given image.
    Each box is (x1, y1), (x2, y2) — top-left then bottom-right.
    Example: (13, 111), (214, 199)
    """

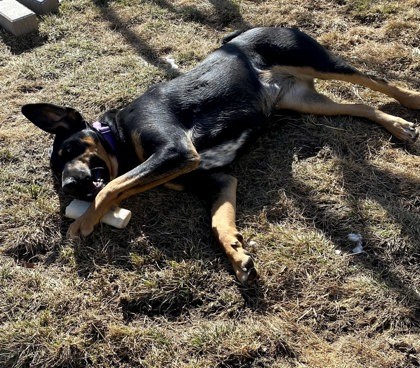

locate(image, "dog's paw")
(389, 119), (419, 142)
(67, 217), (95, 239)
(219, 232), (259, 285)
(235, 252), (258, 285)
(233, 250), (258, 285)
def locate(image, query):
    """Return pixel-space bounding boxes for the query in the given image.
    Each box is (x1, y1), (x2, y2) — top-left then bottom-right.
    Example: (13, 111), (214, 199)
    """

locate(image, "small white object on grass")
(351, 244), (364, 254)
(348, 233), (364, 254)
(65, 199), (132, 229)
(164, 56), (179, 70)
(348, 233), (362, 243)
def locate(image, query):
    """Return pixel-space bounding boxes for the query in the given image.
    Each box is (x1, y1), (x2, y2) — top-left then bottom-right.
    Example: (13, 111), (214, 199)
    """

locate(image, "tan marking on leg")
(110, 163), (198, 203)
(271, 66), (420, 109)
(210, 174), (257, 285)
(276, 79), (419, 142)
(104, 155), (198, 210)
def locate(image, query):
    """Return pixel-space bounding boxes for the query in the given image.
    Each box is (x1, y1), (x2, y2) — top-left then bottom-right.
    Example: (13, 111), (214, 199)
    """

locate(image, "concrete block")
(17, 0), (59, 15)
(0, 0), (38, 36)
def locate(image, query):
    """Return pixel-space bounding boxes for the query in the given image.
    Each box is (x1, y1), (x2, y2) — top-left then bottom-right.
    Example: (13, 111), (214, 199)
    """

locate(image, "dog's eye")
(61, 145), (74, 158)
(61, 141), (87, 159)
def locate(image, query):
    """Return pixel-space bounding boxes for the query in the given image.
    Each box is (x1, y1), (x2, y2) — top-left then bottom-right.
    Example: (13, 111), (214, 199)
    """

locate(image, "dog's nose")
(62, 174), (91, 195)
(62, 177), (78, 194)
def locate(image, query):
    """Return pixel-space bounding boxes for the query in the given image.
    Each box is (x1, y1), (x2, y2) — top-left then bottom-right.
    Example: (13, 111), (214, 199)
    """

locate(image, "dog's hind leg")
(251, 28), (420, 109)
(200, 173), (257, 285)
(275, 77), (419, 142)
(341, 72), (420, 110)
(272, 65), (420, 110)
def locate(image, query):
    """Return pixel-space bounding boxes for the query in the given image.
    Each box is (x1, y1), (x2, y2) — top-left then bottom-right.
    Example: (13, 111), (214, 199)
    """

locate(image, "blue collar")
(92, 121), (117, 152)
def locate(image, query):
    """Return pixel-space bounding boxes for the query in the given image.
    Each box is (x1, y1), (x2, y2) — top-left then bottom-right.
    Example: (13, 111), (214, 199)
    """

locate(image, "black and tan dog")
(22, 27), (419, 284)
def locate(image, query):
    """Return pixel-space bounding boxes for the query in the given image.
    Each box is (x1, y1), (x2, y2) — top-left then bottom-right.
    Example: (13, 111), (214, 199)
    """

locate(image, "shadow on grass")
(236, 112), (420, 311)
(146, 0), (250, 29)
(68, 185), (269, 315)
(93, 0), (250, 79)
(0, 30), (48, 55)
(93, 0), (180, 79)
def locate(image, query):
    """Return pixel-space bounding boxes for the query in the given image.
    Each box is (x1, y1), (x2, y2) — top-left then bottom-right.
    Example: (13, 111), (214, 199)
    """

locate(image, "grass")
(1, 0), (420, 367)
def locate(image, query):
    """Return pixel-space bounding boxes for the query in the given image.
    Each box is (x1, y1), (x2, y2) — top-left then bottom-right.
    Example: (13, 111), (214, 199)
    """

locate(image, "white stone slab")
(0, 0), (38, 36)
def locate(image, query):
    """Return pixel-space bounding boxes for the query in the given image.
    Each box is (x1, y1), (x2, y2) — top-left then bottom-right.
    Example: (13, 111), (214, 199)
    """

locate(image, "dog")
(22, 27), (420, 284)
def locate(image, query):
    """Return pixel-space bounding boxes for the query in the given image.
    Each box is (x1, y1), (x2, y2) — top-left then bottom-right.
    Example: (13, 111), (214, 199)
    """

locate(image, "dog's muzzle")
(62, 167), (108, 199)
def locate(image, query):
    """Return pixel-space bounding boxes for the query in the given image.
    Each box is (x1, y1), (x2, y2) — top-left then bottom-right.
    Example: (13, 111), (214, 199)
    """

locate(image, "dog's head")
(22, 103), (118, 200)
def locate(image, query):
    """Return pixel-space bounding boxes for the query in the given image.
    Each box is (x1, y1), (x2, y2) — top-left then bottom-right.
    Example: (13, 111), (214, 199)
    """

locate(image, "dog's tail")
(221, 29), (248, 44)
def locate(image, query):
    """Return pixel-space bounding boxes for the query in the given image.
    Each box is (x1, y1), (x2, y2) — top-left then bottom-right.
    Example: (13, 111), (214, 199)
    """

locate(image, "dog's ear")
(22, 103), (87, 135)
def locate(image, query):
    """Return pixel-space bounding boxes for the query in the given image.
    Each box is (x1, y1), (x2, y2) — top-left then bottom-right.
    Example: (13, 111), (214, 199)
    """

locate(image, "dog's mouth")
(62, 166), (109, 200)
(85, 167), (108, 198)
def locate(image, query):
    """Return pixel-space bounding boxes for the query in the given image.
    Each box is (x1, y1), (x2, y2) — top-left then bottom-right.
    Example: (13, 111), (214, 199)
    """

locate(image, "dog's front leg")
(209, 173), (258, 285)
(68, 145), (200, 238)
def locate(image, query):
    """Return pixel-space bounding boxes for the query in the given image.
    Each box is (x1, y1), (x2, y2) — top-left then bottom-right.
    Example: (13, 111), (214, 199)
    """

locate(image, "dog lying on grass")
(22, 27), (420, 284)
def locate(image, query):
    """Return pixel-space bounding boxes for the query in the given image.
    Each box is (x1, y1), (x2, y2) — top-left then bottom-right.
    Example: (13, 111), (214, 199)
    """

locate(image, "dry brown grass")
(1, 0), (420, 367)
